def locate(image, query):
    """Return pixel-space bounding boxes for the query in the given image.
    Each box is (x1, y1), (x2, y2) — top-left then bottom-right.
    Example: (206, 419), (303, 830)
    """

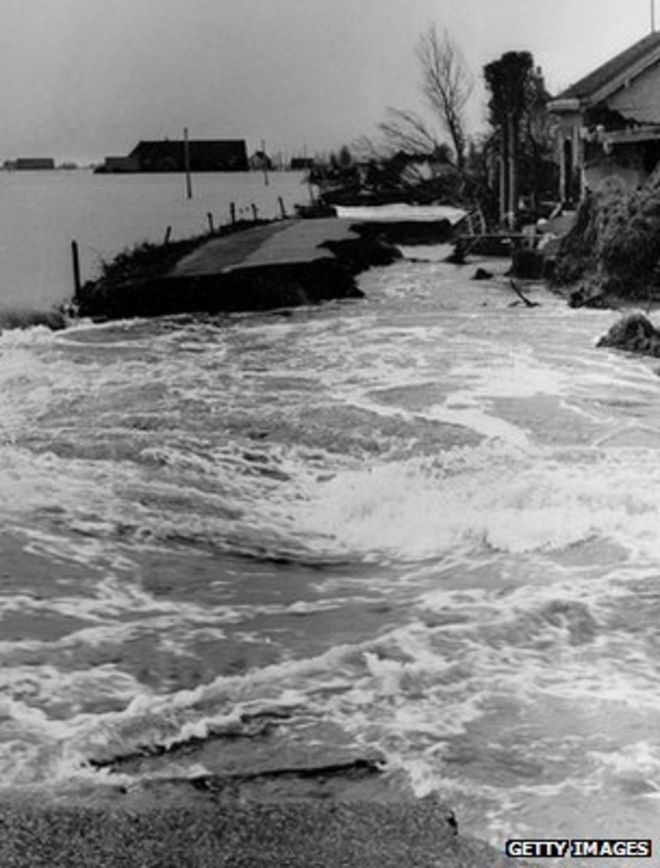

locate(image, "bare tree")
(416, 26), (473, 168)
(377, 107), (443, 156)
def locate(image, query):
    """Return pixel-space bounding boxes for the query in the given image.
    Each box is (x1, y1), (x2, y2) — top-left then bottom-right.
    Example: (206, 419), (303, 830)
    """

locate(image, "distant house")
(549, 31), (660, 198)
(12, 158), (55, 170)
(96, 139), (248, 173)
(100, 156), (140, 173)
(248, 150), (273, 171)
(290, 157), (315, 170)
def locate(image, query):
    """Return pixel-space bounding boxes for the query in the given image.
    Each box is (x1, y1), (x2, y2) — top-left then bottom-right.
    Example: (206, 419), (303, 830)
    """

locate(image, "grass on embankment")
(79, 219), (271, 306)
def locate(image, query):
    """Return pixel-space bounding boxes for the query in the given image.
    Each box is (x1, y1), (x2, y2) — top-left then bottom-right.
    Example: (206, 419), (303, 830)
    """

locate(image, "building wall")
(554, 112), (584, 201)
(290, 158), (314, 170)
(608, 63), (660, 123)
(584, 150), (647, 192)
(122, 140), (249, 172)
(103, 156), (140, 173)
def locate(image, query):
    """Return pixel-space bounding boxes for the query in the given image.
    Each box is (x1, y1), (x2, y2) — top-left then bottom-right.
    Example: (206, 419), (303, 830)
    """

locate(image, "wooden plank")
(456, 233), (529, 241)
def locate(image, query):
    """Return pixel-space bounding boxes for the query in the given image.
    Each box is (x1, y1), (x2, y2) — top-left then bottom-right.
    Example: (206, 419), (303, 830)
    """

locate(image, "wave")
(5, 413), (660, 568)
(292, 439), (660, 562)
(0, 308), (68, 331)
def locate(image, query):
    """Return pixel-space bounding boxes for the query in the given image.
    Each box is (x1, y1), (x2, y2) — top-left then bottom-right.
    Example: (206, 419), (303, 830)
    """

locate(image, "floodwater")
(1, 172), (660, 865)
(0, 169), (308, 311)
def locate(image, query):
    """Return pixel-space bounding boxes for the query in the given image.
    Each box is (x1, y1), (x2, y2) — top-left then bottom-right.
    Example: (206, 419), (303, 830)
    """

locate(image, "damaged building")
(549, 30), (660, 199)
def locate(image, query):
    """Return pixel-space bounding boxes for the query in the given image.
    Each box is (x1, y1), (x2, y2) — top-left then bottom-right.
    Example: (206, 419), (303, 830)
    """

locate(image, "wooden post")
(251, 203), (258, 221)
(230, 201), (236, 224)
(261, 139), (269, 186)
(207, 212), (214, 233)
(278, 196), (287, 219)
(164, 225), (172, 244)
(184, 126), (192, 200)
(71, 240), (81, 298)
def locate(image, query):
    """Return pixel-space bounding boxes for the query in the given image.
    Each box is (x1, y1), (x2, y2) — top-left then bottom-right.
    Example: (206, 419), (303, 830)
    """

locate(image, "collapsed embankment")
(77, 259), (364, 320)
(551, 170), (660, 307)
(75, 218), (404, 321)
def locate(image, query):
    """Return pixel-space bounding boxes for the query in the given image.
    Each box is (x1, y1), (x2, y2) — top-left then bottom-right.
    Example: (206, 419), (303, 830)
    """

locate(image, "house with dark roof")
(549, 31), (660, 199)
(248, 150), (273, 171)
(13, 158), (55, 170)
(290, 157), (315, 170)
(96, 139), (248, 173)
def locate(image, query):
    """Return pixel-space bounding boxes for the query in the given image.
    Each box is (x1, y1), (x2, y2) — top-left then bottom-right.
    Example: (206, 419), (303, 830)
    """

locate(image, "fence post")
(207, 212), (214, 233)
(230, 202), (236, 225)
(71, 240), (82, 298)
(278, 196), (287, 219)
(251, 203), (258, 221)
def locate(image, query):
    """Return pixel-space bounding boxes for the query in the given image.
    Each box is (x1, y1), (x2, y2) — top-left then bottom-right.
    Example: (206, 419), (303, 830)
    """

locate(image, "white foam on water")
(4, 262), (660, 850)
(0, 624), (488, 785)
(447, 346), (570, 400)
(589, 741), (660, 785)
(0, 641), (352, 784)
(287, 439), (660, 563)
(1, 566), (659, 856)
(424, 403), (529, 445)
(0, 325), (59, 348)
(0, 572), (248, 646)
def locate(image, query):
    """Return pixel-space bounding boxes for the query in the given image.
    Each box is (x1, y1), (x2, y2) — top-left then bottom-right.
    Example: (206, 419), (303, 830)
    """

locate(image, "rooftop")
(555, 30), (660, 104)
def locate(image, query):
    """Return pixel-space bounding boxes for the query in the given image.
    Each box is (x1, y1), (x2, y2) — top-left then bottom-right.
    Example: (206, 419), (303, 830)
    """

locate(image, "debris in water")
(597, 312), (660, 356)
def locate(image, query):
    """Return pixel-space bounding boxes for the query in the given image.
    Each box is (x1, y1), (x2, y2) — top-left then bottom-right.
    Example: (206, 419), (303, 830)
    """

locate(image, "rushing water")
(2, 175), (660, 863)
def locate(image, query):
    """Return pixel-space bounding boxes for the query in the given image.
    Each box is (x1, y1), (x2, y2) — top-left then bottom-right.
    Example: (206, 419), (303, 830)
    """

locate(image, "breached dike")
(76, 218), (401, 320)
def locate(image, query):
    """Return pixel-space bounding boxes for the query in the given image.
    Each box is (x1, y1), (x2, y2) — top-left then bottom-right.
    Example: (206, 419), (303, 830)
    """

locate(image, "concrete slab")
(170, 218), (363, 278)
(171, 221), (291, 277)
(0, 797), (519, 867)
(226, 218), (362, 271)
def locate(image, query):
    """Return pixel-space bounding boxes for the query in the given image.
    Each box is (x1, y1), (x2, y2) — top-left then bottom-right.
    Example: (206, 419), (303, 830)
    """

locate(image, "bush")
(552, 172), (660, 298)
(551, 191), (600, 285)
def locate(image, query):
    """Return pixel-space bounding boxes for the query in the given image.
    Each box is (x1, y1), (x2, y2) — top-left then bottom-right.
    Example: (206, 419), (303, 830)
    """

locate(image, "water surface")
(0, 169), (307, 310)
(1, 179), (660, 863)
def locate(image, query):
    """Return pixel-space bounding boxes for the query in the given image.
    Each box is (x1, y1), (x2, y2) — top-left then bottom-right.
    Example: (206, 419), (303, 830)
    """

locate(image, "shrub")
(552, 171), (660, 298)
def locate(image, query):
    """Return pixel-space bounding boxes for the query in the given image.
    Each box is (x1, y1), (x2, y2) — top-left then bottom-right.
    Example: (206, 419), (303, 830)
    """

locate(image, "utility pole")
(183, 126), (193, 199)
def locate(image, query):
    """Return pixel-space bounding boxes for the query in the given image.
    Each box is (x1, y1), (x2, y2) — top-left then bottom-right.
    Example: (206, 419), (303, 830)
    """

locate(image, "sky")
(1, 0), (657, 163)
